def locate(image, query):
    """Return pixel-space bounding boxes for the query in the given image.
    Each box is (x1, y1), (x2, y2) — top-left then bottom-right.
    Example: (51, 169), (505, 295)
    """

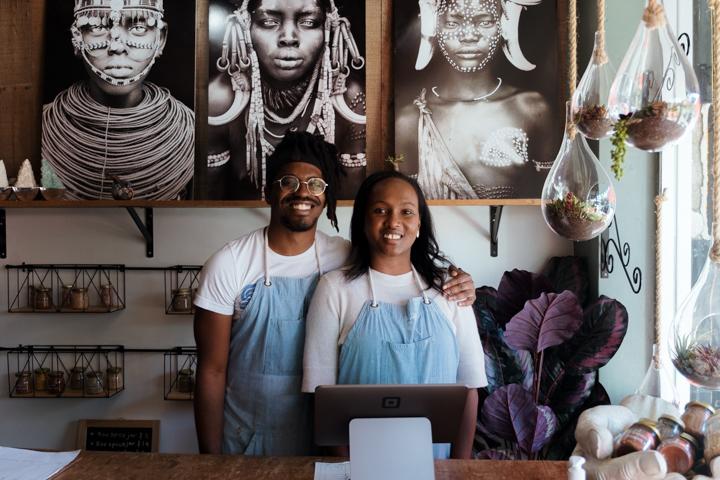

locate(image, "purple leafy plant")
(474, 257), (628, 460)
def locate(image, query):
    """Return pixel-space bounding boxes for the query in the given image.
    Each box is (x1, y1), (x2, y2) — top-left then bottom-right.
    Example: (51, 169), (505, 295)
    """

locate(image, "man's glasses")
(274, 175), (328, 196)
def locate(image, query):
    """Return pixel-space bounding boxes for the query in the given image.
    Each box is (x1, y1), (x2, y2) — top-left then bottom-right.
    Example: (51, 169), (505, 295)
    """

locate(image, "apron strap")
(367, 266), (431, 307)
(263, 227), (322, 287)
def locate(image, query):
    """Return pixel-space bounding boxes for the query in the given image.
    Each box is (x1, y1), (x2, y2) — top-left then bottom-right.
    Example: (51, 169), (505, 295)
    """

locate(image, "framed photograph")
(203, 0), (368, 201)
(40, 0), (197, 201)
(392, 0), (566, 202)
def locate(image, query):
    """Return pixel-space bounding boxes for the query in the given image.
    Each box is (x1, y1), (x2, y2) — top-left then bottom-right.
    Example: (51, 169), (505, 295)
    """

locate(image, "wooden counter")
(51, 451), (567, 479)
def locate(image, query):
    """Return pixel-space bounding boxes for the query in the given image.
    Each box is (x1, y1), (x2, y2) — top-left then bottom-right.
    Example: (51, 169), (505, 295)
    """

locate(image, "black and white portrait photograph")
(206, 0), (367, 200)
(394, 0), (564, 200)
(41, 0), (196, 201)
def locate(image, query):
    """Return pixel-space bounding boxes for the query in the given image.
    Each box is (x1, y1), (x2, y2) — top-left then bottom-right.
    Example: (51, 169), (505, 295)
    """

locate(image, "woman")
(302, 171), (486, 459)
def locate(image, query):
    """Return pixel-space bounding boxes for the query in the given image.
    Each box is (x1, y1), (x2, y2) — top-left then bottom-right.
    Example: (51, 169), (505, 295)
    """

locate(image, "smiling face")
(364, 178), (421, 263)
(437, 0), (502, 72)
(249, 0), (326, 85)
(268, 161), (326, 232)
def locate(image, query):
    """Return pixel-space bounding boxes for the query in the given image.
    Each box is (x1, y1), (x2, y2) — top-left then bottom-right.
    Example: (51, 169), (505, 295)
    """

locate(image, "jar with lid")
(34, 287), (52, 310)
(682, 401), (716, 439)
(658, 432), (699, 474)
(177, 368), (195, 393)
(69, 366), (85, 390)
(172, 288), (193, 313)
(70, 287), (89, 310)
(33, 367), (50, 391)
(704, 412), (720, 462)
(613, 419), (661, 457)
(14, 371), (33, 395)
(84, 371), (104, 395)
(106, 366), (123, 392)
(100, 284), (114, 309)
(47, 371), (65, 395)
(657, 414), (685, 440)
(61, 284), (74, 308)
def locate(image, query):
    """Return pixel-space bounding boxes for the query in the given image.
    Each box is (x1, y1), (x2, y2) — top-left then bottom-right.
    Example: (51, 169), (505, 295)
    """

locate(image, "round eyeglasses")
(274, 175), (328, 196)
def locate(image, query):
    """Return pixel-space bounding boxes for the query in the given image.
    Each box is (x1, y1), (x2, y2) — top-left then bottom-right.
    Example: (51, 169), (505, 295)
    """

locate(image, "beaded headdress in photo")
(209, 0), (366, 195)
(71, 0), (166, 87)
(415, 0), (542, 71)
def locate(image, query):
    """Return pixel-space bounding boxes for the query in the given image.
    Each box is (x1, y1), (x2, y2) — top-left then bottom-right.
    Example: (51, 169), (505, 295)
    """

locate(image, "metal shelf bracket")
(490, 206), (503, 257)
(126, 208), (154, 258)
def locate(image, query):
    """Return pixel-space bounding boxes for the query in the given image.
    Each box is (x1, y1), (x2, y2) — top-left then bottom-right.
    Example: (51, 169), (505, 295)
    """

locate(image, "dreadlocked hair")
(345, 171), (450, 293)
(265, 131), (342, 231)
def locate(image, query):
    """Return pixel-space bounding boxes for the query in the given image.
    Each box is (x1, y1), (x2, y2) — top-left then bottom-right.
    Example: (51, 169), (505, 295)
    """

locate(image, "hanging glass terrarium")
(541, 102), (616, 241)
(670, 253), (720, 389)
(572, 31), (616, 140)
(608, 0), (700, 152)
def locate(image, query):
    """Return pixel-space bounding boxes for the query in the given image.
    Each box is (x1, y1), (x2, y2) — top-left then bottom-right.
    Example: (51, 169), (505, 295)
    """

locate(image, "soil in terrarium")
(544, 192), (610, 241)
(672, 339), (720, 389)
(574, 104), (614, 139)
(625, 101), (685, 151)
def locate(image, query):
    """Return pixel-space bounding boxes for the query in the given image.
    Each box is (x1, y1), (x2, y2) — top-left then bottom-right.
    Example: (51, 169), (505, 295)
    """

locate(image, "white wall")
(0, 205), (571, 452)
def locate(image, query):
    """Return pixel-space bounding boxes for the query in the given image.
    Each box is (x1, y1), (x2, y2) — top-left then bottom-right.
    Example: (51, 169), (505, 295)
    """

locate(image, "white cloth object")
(194, 228), (350, 317)
(0, 447), (80, 480)
(302, 269), (487, 392)
(314, 461), (351, 480)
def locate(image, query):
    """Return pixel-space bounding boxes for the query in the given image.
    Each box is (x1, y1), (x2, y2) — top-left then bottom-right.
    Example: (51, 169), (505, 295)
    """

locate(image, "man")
(193, 132), (476, 455)
(42, 0), (194, 200)
(207, 0), (366, 200)
(395, 0), (556, 200)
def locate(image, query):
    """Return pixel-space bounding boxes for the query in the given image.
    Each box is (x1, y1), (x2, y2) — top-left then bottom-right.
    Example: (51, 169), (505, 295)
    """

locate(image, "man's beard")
(280, 215), (318, 232)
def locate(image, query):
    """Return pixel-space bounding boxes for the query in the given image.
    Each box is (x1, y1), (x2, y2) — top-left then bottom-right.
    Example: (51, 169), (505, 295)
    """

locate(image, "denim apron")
(222, 229), (321, 456)
(337, 268), (460, 459)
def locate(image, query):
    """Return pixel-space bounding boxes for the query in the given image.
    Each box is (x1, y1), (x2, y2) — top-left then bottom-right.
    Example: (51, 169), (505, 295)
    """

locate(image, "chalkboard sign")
(77, 420), (160, 452)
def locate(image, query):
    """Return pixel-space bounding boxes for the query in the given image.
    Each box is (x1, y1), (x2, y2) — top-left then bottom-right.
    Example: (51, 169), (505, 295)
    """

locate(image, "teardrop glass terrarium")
(541, 102), (616, 241)
(572, 32), (616, 140)
(608, 0), (700, 151)
(670, 253), (720, 389)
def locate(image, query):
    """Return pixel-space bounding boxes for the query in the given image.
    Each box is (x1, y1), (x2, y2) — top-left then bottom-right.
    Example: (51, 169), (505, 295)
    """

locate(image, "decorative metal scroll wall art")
(600, 218), (642, 294)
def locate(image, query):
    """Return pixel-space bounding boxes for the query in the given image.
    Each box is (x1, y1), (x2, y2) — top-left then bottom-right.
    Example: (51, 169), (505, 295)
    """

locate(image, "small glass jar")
(85, 371), (104, 395)
(613, 419), (661, 457)
(61, 284), (74, 308)
(47, 370), (66, 394)
(106, 366), (123, 391)
(70, 287), (89, 310)
(658, 432), (699, 474)
(69, 366), (85, 390)
(704, 412), (720, 462)
(14, 371), (33, 395)
(177, 368), (195, 393)
(34, 287), (52, 310)
(657, 414), (685, 440)
(682, 401), (716, 439)
(33, 367), (50, 391)
(172, 288), (193, 313)
(100, 284), (114, 309)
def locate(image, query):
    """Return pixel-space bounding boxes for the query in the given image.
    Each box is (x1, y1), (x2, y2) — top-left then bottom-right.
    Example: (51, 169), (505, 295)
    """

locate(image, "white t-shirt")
(302, 268), (487, 392)
(194, 228), (350, 319)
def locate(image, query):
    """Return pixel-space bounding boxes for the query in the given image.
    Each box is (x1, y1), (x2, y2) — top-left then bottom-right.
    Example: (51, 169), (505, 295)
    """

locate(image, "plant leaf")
(476, 302), (534, 393)
(539, 362), (596, 417)
(561, 296), (629, 374)
(480, 384), (557, 454)
(495, 269), (554, 327)
(473, 286), (498, 314)
(475, 449), (519, 460)
(543, 256), (590, 307)
(505, 291), (583, 353)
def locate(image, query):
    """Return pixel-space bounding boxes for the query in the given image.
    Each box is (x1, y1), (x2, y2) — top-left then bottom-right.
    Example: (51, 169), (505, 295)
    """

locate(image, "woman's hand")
(443, 266), (476, 307)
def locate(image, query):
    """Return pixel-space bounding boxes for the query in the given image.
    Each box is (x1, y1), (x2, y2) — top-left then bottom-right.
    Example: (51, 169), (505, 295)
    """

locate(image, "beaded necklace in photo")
(42, 81), (195, 200)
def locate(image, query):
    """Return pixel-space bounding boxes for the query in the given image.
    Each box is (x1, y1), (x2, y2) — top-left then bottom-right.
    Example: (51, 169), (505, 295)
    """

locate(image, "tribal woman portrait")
(206, 0), (366, 200)
(41, 0), (196, 201)
(394, 0), (562, 200)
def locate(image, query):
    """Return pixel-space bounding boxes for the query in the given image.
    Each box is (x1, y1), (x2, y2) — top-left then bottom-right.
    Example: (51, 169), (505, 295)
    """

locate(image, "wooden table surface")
(51, 452), (568, 479)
